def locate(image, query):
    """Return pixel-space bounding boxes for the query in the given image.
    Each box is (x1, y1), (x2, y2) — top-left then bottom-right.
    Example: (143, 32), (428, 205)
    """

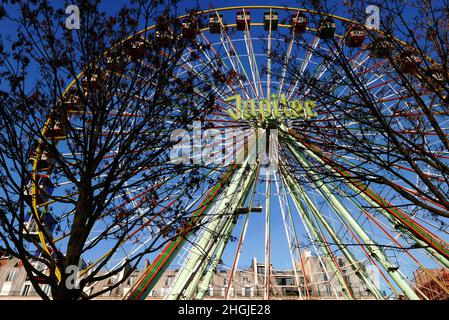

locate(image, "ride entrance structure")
(28, 6), (449, 300)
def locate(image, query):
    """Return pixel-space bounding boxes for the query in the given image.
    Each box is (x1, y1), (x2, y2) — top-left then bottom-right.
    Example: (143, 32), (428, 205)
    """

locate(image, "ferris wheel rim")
(26, 5), (448, 299)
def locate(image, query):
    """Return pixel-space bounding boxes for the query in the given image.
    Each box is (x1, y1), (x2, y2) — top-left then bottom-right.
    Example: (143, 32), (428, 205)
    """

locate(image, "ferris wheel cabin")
(22, 210), (57, 241)
(29, 145), (54, 172)
(236, 11), (251, 31)
(63, 87), (83, 113)
(125, 37), (148, 61)
(209, 14), (223, 34)
(345, 24), (366, 47)
(291, 13), (307, 33)
(368, 38), (393, 59)
(24, 173), (55, 206)
(264, 11), (279, 31)
(81, 71), (103, 93)
(182, 16), (200, 39)
(395, 48), (422, 74)
(317, 17), (336, 39)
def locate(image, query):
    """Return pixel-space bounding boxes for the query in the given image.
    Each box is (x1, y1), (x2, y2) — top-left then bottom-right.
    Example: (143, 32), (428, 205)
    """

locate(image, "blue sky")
(2, 0), (447, 297)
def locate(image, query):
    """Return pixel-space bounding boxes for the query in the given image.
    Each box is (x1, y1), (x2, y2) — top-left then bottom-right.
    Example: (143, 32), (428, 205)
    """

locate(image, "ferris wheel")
(26, 5), (449, 300)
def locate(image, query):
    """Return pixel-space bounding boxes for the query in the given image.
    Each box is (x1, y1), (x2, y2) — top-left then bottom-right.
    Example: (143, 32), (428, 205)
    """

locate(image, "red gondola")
(395, 48), (421, 74)
(236, 11), (251, 31)
(182, 16), (199, 39)
(368, 38), (393, 59)
(317, 17), (336, 39)
(82, 72), (102, 93)
(209, 14), (223, 34)
(291, 13), (307, 34)
(345, 24), (366, 47)
(105, 48), (128, 73)
(64, 88), (83, 113)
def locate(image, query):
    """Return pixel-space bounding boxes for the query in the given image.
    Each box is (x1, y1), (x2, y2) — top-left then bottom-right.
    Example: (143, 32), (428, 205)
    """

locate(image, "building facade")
(0, 250), (378, 300)
(414, 268), (449, 300)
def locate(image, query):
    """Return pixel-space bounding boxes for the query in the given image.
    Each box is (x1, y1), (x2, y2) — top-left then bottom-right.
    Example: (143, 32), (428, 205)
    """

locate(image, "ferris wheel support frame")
(285, 140), (420, 299)
(166, 157), (259, 299)
(282, 170), (355, 299)
(127, 131), (262, 300)
(125, 165), (240, 300)
(195, 163), (262, 300)
(279, 163), (385, 300)
(28, 4), (448, 300)
(287, 129), (449, 266)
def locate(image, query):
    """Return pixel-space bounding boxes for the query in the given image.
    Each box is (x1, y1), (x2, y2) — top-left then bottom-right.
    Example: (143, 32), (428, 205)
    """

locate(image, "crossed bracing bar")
(127, 127), (449, 300)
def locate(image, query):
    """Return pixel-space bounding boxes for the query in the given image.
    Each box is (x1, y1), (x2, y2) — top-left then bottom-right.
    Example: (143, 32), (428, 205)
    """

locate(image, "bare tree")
(0, 0), (224, 300)
(269, 0), (449, 227)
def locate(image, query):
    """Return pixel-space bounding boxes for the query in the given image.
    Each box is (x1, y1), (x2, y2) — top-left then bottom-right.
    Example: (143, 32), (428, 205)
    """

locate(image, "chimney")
(253, 257), (258, 285)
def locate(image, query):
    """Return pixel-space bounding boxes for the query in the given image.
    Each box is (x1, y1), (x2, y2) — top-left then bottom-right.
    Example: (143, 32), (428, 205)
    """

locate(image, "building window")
(275, 277), (293, 286)
(244, 287), (251, 297)
(342, 270), (351, 286)
(165, 275), (174, 287)
(22, 284), (31, 296)
(128, 276), (137, 286)
(41, 284), (51, 296)
(0, 283), (12, 296)
(242, 277), (249, 286)
(6, 268), (18, 282)
(338, 258), (345, 268)
(102, 287), (111, 296)
(223, 278), (228, 287)
(207, 285), (213, 297)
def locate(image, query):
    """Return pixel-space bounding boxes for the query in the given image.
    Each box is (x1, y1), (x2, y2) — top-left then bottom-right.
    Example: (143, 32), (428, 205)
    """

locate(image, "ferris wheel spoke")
(280, 160), (374, 299)
(266, 9), (273, 98)
(224, 162), (261, 300)
(214, 12), (260, 99)
(276, 12), (302, 98)
(279, 173), (312, 299)
(285, 36), (320, 100)
(25, 6), (449, 301)
(288, 129), (449, 262)
(200, 33), (253, 101)
(274, 170), (306, 299)
(242, 9), (263, 99)
(342, 189), (449, 294)
(285, 135), (424, 299)
(283, 173), (353, 299)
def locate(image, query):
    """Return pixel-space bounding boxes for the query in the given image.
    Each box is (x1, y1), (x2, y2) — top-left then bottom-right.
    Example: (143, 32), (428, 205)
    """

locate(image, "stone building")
(413, 268), (449, 300)
(0, 250), (378, 300)
(297, 250), (379, 298)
